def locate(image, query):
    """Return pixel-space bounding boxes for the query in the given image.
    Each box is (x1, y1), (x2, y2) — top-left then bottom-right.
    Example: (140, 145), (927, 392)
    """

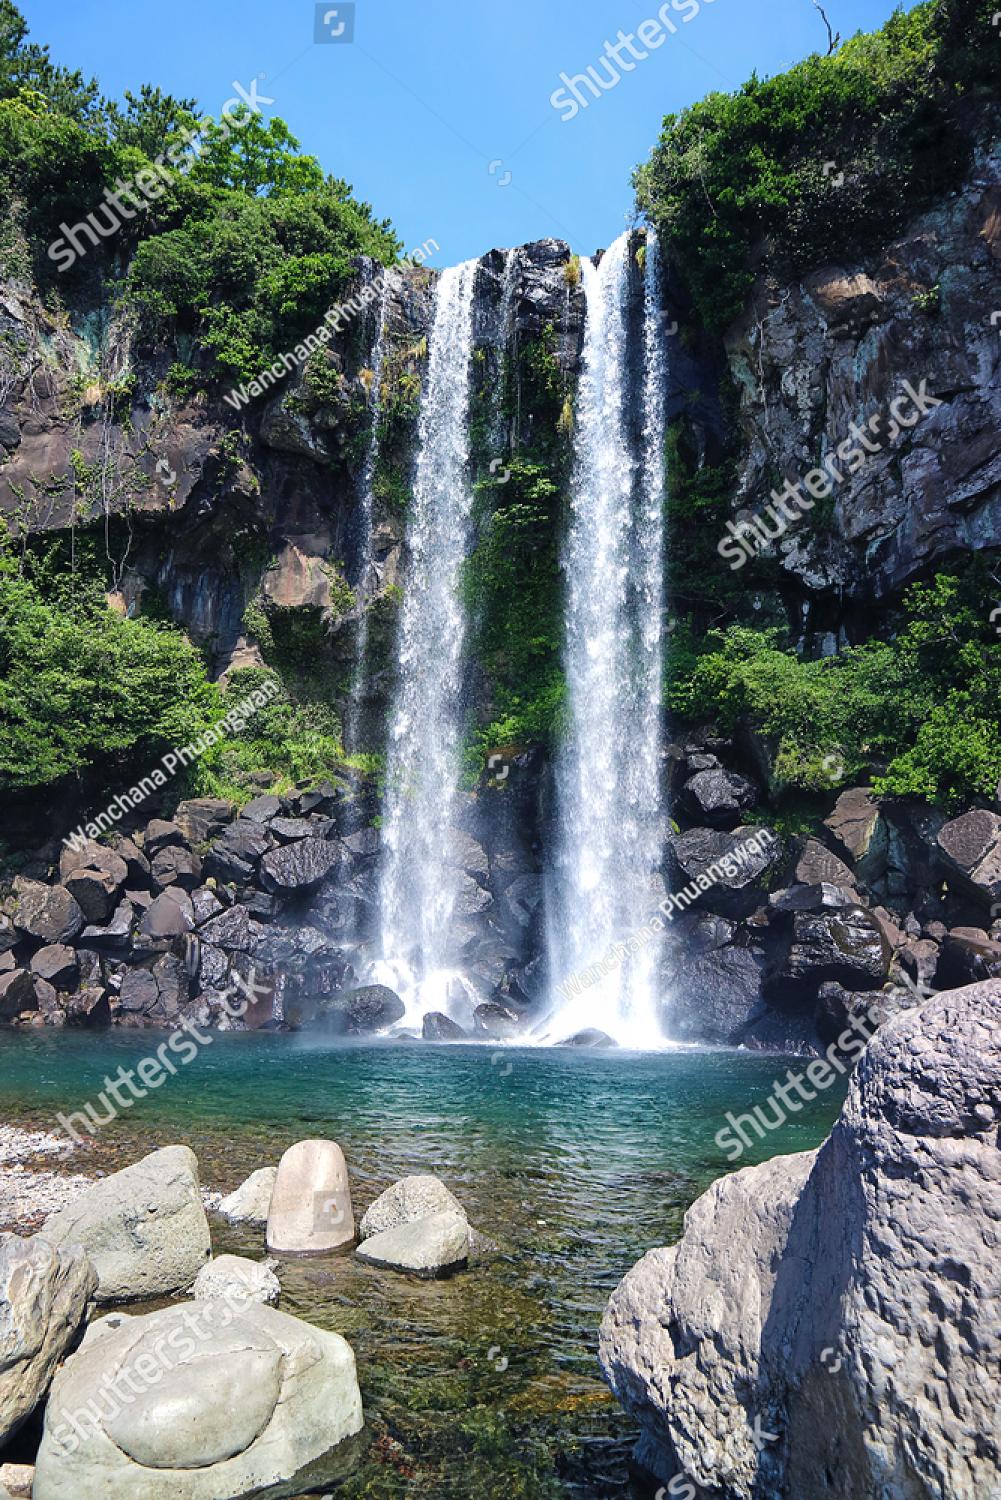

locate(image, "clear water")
(0, 1032), (846, 1498)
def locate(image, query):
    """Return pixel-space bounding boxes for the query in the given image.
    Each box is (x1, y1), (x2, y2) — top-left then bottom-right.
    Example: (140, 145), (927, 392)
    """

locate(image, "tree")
(185, 111), (325, 197)
(107, 83), (199, 158)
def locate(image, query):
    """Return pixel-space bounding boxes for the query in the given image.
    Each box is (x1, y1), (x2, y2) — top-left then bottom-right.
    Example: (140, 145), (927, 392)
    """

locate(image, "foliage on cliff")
(635, 0), (998, 331)
(671, 573), (1001, 805)
(0, 2), (400, 383)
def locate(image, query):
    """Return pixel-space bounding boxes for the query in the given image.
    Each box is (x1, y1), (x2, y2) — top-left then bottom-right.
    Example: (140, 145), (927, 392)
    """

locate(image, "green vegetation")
(635, 0), (998, 331)
(671, 574), (1001, 805)
(0, 2), (401, 384)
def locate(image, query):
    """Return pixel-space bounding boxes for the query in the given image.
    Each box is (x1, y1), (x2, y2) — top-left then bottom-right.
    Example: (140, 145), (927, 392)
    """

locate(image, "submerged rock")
(0, 1233), (97, 1445)
(561, 1028), (618, 1048)
(33, 1301), (364, 1499)
(40, 1146), (210, 1303)
(599, 978), (1001, 1497)
(355, 1210), (469, 1278)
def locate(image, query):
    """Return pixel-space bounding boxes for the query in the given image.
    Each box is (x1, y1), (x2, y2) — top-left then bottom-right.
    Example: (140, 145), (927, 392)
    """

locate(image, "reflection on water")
(0, 1034), (846, 1497)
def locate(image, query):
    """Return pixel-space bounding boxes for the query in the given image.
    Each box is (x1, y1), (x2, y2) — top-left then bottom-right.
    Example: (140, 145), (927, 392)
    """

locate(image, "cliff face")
(725, 141), (1001, 628)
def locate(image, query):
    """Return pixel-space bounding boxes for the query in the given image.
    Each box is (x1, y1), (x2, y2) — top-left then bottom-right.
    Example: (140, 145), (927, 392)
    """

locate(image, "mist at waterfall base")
(365, 234), (674, 1050)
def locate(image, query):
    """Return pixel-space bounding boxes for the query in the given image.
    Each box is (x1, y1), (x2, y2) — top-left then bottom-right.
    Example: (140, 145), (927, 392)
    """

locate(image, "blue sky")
(23, 0), (905, 265)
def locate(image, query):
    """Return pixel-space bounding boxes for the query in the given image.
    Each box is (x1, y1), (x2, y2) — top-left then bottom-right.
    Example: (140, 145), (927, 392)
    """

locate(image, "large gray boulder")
(12, 879), (84, 945)
(191, 1255), (279, 1306)
(217, 1167), (276, 1226)
(937, 808), (1001, 908)
(355, 1211), (469, 1278)
(0, 1234), (97, 1444)
(359, 1174), (467, 1241)
(32, 1300), (364, 1499)
(260, 838), (340, 895)
(599, 979), (1001, 1499)
(41, 1146), (211, 1303)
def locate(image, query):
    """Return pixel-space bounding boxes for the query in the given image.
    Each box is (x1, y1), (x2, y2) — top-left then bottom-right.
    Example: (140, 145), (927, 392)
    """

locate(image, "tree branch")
(811, 0), (841, 55)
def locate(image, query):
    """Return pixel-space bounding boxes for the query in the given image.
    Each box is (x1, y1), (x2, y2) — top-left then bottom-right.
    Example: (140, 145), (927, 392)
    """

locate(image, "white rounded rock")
(355, 1210), (469, 1278)
(191, 1255), (279, 1306)
(359, 1174), (467, 1241)
(217, 1168), (276, 1227)
(266, 1139), (354, 1256)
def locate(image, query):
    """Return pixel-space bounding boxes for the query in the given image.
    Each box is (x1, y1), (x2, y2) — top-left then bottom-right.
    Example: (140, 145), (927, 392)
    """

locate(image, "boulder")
(0, 971), (36, 1019)
(561, 1028), (618, 1048)
(355, 1211), (469, 1278)
(191, 1255), (279, 1306)
(191, 887), (224, 926)
(266, 1140), (354, 1255)
(203, 823), (272, 885)
(473, 1001), (521, 1038)
(62, 864), (126, 925)
(0, 917), (16, 954)
(217, 1167), (277, 1226)
(268, 816), (319, 843)
(791, 836), (858, 891)
(937, 808), (1001, 908)
(935, 927), (1001, 988)
(680, 767), (758, 829)
(142, 819), (187, 857)
(260, 838), (340, 895)
(241, 794), (283, 823)
(665, 943), (767, 1044)
(198, 904), (262, 953)
(79, 899), (134, 951)
(308, 984), (405, 1035)
(173, 798), (235, 846)
(359, 1175), (467, 1241)
(41, 1146), (211, 1303)
(665, 825), (781, 918)
(0, 1232), (97, 1444)
(64, 987), (110, 1027)
(422, 1011), (468, 1040)
(501, 874), (544, 930)
(12, 879), (84, 945)
(0, 1463), (33, 1498)
(33, 1300), (364, 1499)
(150, 845), (202, 892)
(109, 836), (150, 886)
(823, 787), (888, 884)
(29, 945), (79, 991)
(140, 891), (194, 939)
(599, 979), (1001, 1498)
(768, 906), (890, 1000)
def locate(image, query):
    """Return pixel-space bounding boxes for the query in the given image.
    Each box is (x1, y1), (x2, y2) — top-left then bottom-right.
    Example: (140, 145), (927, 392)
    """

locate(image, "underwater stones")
(41, 1146), (211, 1303)
(355, 1211), (469, 1278)
(359, 1175), (468, 1241)
(266, 1139), (354, 1255)
(217, 1167), (277, 1226)
(191, 1254), (279, 1306)
(0, 1232), (97, 1445)
(33, 1301), (364, 1500)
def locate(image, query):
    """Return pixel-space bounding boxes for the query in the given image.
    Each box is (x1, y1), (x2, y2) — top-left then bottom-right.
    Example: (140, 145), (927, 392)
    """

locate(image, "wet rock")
(355, 1210), (469, 1278)
(33, 1300), (364, 1499)
(268, 816), (318, 843)
(599, 979), (1001, 1498)
(266, 1139), (354, 1255)
(0, 1232), (97, 1444)
(218, 1167), (277, 1226)
(422, 1011), (467, 1040)
(446, 829), (490, 881)
(473, 1001), (521, 1038)
(937, 808), (1001, 907)
(12, 879), (84, 945)
(260, 838), (340, 895)
(29, 945), (78, 991)
(680, 767), (758, 829)
(936, 927), (1001, 988)
(359, 1175), (468, 1240)
(770, 906), (890, 1000)
(32, 977), (61, 1021)
(191, 1254), (280, 1306)
(768, 882), (856, 912)
(666, 943), (767, 1044)
(306, 984), (405, 1035)
(64, 987), (110, 1027)
(665, 825), (782, 918)
(41, 1145), (211, 1303)
(198, 905), (262, 954)
(453, 872), (494, 917)
(501, 874), (544, 930)
(562, 1028), (618, 1048)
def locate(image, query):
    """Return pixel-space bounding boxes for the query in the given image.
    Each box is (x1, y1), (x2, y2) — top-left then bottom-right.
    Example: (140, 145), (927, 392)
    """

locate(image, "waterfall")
(544, 230), (668, 1049)
(373, 259), (479, 1026)
(344, 276), (388, 752)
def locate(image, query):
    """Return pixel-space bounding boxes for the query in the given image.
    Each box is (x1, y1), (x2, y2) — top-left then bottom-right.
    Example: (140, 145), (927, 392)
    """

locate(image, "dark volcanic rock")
(473, 1001), (521, 1038)
(203, 822), (272, 884)
(142, 820), (188, 857)
(173, 797), (235, 846)
(422, 1011), (467, 1040)
(0, 969), (36, 1017)
(680, 767), (758, 829)
(937, 809), (1001, 907)
(141, 892), (195, 940)
(241, 794), (283, 824)
(29, 945), (79, 991)
(665, 825), (782, 918)
(666, 943), (767, 1044)
(79, 899), (135, 951)
(562, 1028), (617, 1048)
(769, 906), (890, 1001)
(822, 787), (887, 885)
(150, 844), (202, 891)
(306, 984), (405, 1034)
(260, 838), (340, 895)
(12, 879), (84, 945)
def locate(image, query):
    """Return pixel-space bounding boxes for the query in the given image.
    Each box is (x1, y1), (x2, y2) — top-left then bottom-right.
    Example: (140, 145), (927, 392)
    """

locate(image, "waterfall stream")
(373, 259), (479, 1025)
(543, 231), (668, 1048)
